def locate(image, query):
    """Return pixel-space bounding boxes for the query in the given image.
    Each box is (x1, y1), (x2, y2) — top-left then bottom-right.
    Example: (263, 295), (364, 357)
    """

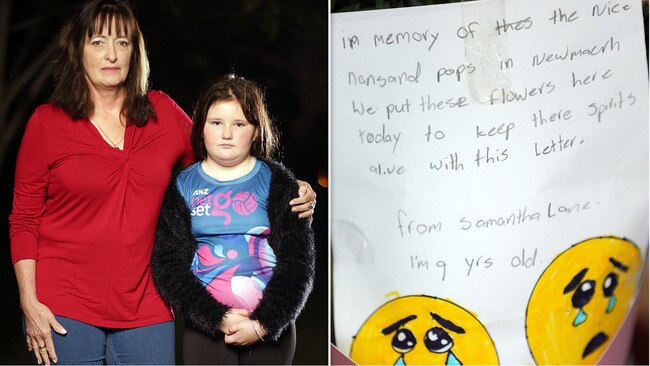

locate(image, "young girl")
(151, 75), (315, 364)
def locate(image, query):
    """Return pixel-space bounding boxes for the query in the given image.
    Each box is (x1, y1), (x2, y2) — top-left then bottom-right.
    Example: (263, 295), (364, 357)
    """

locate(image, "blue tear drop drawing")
(393, 356), (406, 366)
(606, 296), (616, 313)
(446, 352), (462, 366)
(573, 308), (587, 326)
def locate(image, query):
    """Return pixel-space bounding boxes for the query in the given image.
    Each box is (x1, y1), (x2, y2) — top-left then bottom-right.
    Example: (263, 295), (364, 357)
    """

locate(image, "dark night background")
(329, 0), (649, 365)
(0, 0), (328, 364)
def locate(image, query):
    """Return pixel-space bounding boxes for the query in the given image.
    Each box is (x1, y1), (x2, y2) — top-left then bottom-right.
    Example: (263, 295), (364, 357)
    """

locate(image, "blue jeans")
(23, 316), (174, 365)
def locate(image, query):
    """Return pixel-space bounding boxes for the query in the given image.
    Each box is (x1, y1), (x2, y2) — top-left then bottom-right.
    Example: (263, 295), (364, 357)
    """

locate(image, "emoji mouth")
(582, 332), (608, 359)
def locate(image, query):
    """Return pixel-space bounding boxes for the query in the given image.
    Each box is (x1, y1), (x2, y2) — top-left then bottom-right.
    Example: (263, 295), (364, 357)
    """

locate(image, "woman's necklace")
(92, 119), (124, 148)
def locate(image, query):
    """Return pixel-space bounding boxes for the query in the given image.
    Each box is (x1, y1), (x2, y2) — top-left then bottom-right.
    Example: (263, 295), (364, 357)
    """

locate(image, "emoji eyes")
(569, 273), (619, 309)
(569, 273), (622, 326)
(571, 280), (596, 309)
(603, 272), (619, 314)
(391, 329), (416, 353)
(390, 327), (455, 354)
(571, 280), (595, 326)
(602, 272), (618, 297)
(424, 327), (454, 353)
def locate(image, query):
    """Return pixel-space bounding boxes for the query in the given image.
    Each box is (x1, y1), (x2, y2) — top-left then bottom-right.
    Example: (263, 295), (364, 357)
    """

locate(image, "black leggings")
(183, 323), (296, 365)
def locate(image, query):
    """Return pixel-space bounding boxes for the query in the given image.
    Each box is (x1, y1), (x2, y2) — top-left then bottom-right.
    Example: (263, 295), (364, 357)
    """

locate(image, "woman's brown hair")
(191, 74), (279, 161)
(50, 0), (155, 126)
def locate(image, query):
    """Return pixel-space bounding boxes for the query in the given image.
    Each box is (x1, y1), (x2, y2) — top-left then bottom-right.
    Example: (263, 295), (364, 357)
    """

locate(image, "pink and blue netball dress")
(175, 159), (276, 311)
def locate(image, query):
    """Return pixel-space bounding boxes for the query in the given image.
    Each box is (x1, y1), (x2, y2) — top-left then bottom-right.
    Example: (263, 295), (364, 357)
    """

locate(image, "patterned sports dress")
(175, 159), (276, 311)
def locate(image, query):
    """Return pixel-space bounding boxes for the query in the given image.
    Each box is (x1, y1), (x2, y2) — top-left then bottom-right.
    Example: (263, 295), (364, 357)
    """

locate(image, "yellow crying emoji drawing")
(526, 237), (643, 364)
(350, 295), (498, 365)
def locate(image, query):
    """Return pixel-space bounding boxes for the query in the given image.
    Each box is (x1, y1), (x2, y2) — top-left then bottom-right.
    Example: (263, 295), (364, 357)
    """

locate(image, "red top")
(9, 91), (195, 328)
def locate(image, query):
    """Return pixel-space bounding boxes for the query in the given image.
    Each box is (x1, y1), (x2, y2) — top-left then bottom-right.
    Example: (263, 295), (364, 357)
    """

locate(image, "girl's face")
(203, 100), (259, 168)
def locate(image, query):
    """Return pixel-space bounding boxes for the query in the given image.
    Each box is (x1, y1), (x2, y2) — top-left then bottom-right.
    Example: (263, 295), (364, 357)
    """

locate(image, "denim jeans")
(23, 316), (174, 365)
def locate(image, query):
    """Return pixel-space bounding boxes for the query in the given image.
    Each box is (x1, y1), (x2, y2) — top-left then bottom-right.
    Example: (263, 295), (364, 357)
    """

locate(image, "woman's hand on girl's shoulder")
(291, 180), (317, 219)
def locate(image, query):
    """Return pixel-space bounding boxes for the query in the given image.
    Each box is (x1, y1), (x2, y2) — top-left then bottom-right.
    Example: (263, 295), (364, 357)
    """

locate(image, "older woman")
(8, 1), (315, 365)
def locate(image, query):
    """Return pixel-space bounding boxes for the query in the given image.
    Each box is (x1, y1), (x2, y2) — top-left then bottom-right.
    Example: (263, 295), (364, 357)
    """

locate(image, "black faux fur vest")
(151, 158), (315, 341)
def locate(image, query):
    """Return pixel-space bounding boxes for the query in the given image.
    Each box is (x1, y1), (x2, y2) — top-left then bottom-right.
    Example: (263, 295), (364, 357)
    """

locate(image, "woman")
(8, 1), (315, 364)
(152, 74), (315, 365)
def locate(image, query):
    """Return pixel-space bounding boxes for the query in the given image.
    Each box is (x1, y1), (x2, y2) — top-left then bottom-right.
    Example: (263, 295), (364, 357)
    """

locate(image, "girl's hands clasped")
(220, 309), (250, 334)
(223, 319), (267, 347)
(221, 308), (267, 346)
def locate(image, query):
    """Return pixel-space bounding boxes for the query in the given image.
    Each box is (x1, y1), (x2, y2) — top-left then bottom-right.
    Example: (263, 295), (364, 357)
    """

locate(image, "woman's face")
(82, 20), (132, 92)
(203, 100), (259, 168)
